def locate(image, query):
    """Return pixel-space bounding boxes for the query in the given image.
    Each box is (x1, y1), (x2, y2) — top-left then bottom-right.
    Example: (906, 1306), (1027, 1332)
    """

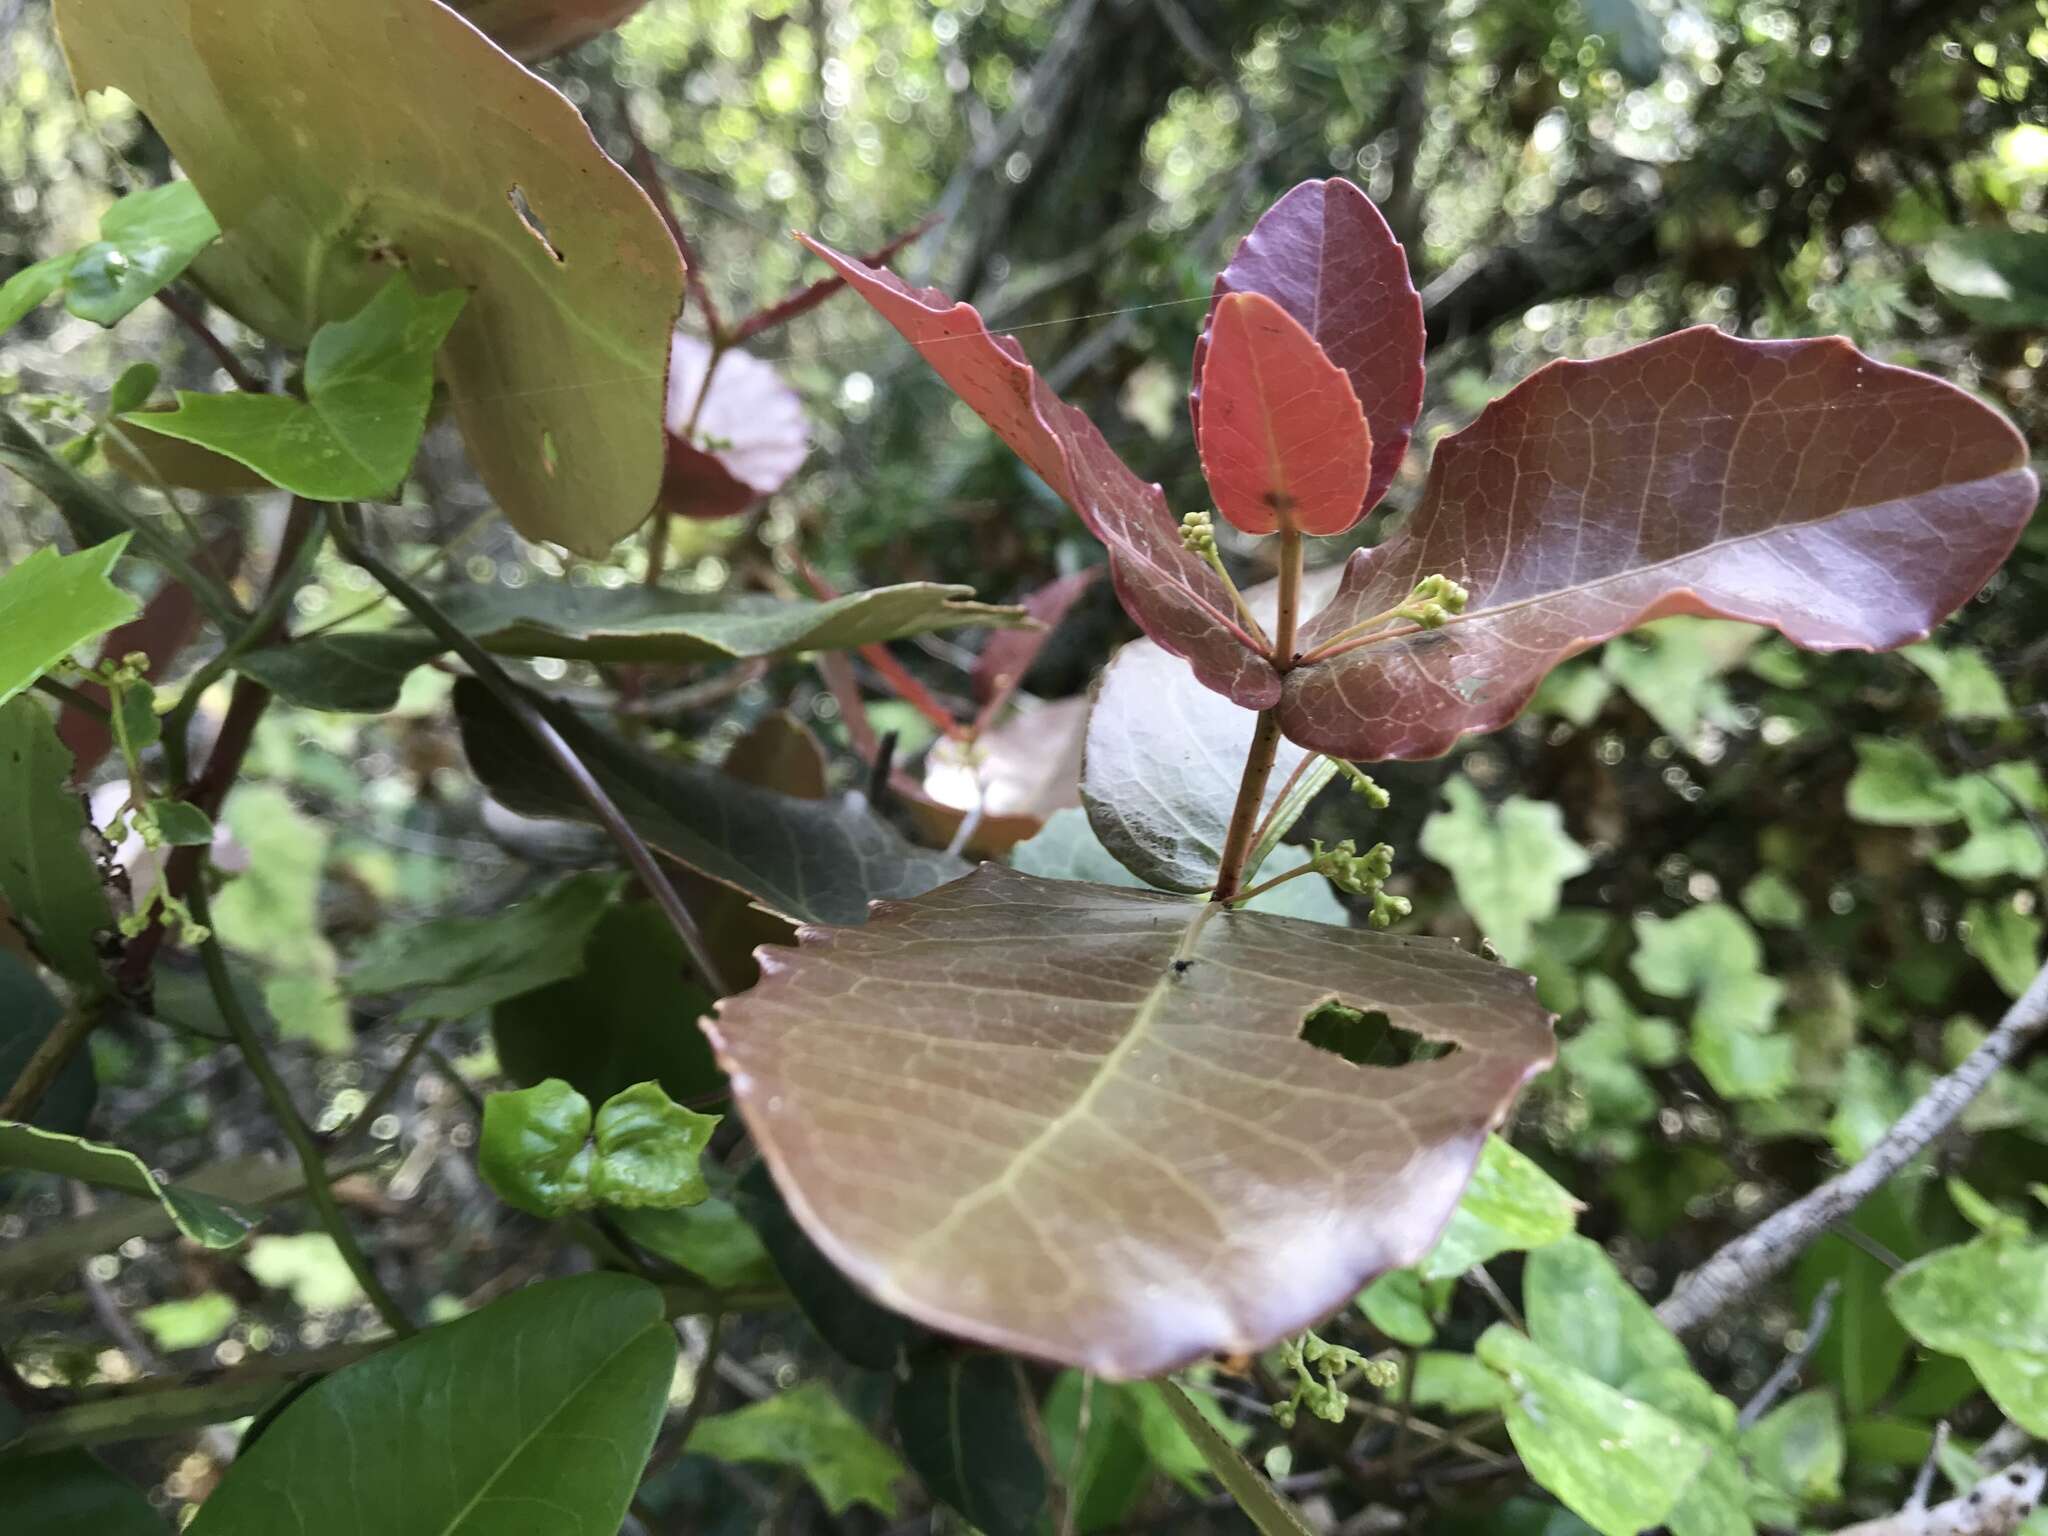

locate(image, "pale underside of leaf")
(1281, 327), (2037, 761)
(56, 0), (684, 554)
(795, 236), (1279, 709)
(705, 864), (1555, 1377)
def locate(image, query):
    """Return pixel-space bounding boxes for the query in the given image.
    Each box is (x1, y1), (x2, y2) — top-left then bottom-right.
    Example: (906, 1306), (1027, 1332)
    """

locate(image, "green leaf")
(345, 872), (621, 1021)
(1419, 1135), (1582, 1281)
(894, 1352), (1046, 1536)
(0, 1120), (255, 1247)
(1621, 1370), (1753, 1536)
(1740, 871), (1807, 930)
(131, 278), (465, 501)
(1153, 1379), (1315, 1536)
(0, 537), (139, 711)
(1358, 1269), (1436, 1345)
(1479, 1324), (1710, 1536)
(234, 632), (442, 715)
(1528, 660), (1613, 726)
(492, 896), (721, 1108)
(135, 1291), (238, 1351)
(1933, 776), (2047, 883)
(186, 1273), (676, 1536)
(611, 1198), (777, 1291)
(149, 800), (214, 847)
(1904, 642), (2013, 721)
(1600, 617), (1756, 743)
(1845, 737), (1963, 826)
(1887, 1236), (2048, 1434)
(63, 182), (221, 326)
(1407, 1351), (1512, 1414)
(209, 785), (347, 1049)
(1927, 227), (2048, 328)
(1525, 1234), (1691, 1388)
(1740, 1390), (1843, 1516)
(1419, 778), (1591, 964)
(732, 1160), (914, 1371)
(0, 697), (116, 992)
(0, 951), (95, 1134)
(1012, 809), (1346, 923)
(108, 364), (159, 417)
(0, 256), (74, 335)
(60, 0), (686, 554)
(687, 1382), (906, 1516)
(0, 1449), (166, 1535)
(242, 1233), (363, 1312)
(1964, 897), (2045, 999)
(1041, 1375), (1153, 1531)
(479, 1078), (717, 1217)
(453, 679), (967, 927)
(1631, 904), (1791, 1101)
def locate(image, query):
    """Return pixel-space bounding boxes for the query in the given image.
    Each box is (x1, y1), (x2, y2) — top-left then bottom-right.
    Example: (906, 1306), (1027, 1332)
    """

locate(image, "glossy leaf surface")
(0, 697), (116, 991)
(454, 680), (966, 926)
(1416, 1134), (1580, 1281)
(660, 334), (809, 519)
(58, 0), (684, 553)
(1192, 178), (1424, 521)
(0, 1121), (256, 1247)
(796, 235), (1278, 708)
(234, 633), (440, 715)
(1887, 1236), (2048, 1434)
(895, 1352), (1046, 1536)
(1282, 328), (2036, 760)
(706, 863), (1554, 1376)
(131, 278), (465, 501)
(0, 181), (218, 335)
(1196, 292), (1370, 536)
(478, 1078), (717, 1216)
(186, 1274), (676, 1535)
(449, 0), (649, 60)
(0, 1450), (166, 1535)
(0, 537), (137, 712)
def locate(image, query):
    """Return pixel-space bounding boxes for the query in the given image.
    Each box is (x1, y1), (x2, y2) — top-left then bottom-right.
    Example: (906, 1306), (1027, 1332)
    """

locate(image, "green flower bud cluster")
(1309, 838), (1411, 928)
(1394, 573), (1470, 630)
(1334, 759), (1390, 810)
(1180, 509), (1218, 558)
(1273, 1329), (1390, 1428)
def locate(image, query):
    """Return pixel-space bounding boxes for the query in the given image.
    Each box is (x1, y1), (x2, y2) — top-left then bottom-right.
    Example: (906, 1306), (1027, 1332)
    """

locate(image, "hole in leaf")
(507, 185), (563, 262)
(1298, 1003), (1456, 1068)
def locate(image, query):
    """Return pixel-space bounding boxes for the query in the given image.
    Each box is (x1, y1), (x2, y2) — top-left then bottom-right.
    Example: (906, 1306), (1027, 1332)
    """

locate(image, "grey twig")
(1737, 1280), (1838, 1429)
(1659, 960), (2048, 1334)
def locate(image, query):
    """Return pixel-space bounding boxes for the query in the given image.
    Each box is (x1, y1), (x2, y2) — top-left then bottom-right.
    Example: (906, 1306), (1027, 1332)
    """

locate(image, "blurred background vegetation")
(5, 0), (2048, 1530)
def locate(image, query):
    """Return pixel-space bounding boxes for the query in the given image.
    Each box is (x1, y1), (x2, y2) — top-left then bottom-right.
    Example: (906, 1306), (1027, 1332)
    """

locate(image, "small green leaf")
(1964, 897), (2045, 999)
(611, 1198), (777, 1290)
(209, 785), (347, 1050)
(1479, 1324), (1710, 1536)
(345, 872), (622, 1021)
(148, 799), (214, 847)
(895, 1352), (1046, 1536)
(186, 1274), (675, 1536)
(1845, 737), (1963, 826)
(1947, 1175), (2030, 1240)
(1525, 1235), (1691, 1388)
(135, 1291), (237, 1351)
(1419, 1136), (1582, 1281)
(0, 697), (117, 992)
(1887, 1235), (2048, 1434)
(1631, 904), (1790, 1101)
(0, 537), (139, 711)
(130, 277), (465, 501)
(1406, 1351), (1512, 1414)
(1358, 1269), (1436, 1345)
(1740, 1390), (1843, 1515)
(688, 1381), (907, 1516)
(1927, 227), (2048, 328)
(234, 631), (443, 715)
(108, 364), (160, 417)
(0, 1120), (255, 1247)
(243, 1232), (364, 1311)
(0, 255), (74, 335)
(114, 682), (160, 753)
(1600, 617), (1756, 742)
(1904, 642), (2013, 721)
(61, 182), (220, 326)
(1739, 871), (1807, 930)
(479, 1078), (716, 1217)
(1419, 779), (1591, 964)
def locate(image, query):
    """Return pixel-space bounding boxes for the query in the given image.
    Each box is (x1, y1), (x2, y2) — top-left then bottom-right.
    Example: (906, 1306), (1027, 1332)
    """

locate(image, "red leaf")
(1281, 327), (2037, 761)
(659, 333), (808, 520)
(970, 566), (1101, 723)
(1193, 178), (1424, 525)
(1196, 291), (1373, 537)
(729, 217), (936, 344)
(795, 235), (1280, 710)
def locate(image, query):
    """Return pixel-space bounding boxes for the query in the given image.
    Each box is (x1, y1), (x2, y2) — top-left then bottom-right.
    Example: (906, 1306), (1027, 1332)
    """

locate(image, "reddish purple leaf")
(1193, 178), (1424, 524)
(970, 566), (1101, 719)
(1197, 291), (1373, 537)
(705, 863), (1555, 1377)
(1281, 327), (2038, 761)
(795, 236), (1280, 710)
(660, 333), (808, 521)
(730, 217), (936, 344)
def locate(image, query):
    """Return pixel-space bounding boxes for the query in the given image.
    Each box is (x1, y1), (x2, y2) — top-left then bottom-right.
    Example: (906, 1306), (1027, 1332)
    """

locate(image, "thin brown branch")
(154, 287), (264, 394)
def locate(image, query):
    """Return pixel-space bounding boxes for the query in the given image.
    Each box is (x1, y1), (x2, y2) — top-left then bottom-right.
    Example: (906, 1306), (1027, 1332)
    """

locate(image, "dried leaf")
(57, 0), (684, 554)
(1196, 291), (1371, 537)
(795, 235), (1278, 709)
(705, 863), (1554, 1376)
(1192, 178), (1423, 523)
(1281, 328), (2035, 760)
(660, 333), (809, 520)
